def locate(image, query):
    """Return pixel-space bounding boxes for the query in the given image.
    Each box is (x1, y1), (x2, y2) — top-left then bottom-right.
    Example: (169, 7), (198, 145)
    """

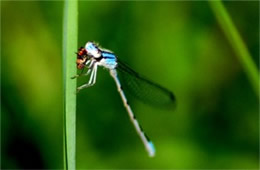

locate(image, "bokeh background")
(1, 1), (259, 169)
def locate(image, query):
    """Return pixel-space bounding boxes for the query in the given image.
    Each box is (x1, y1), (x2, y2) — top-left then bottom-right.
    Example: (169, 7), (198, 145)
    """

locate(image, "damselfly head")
(76, 47), (87, 69)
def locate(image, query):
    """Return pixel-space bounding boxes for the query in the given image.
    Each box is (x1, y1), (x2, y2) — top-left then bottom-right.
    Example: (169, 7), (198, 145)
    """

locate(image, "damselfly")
(72, 42), (175, 157)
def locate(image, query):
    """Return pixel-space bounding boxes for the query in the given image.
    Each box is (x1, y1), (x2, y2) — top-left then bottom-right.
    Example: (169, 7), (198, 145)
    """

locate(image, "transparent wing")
(116, 59), (176, 108)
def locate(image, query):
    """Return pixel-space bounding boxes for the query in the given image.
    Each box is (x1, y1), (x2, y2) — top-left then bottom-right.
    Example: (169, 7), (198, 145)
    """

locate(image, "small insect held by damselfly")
(72, 41), (176, 157)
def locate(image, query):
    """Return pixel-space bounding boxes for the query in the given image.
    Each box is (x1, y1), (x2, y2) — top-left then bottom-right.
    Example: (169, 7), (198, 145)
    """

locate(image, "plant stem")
(63, 0), (78, 169)
(209, 0), (259, 97)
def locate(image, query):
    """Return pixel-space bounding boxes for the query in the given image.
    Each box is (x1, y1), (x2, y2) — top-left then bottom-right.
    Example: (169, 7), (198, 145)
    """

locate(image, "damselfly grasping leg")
(73, 42), (175, 157)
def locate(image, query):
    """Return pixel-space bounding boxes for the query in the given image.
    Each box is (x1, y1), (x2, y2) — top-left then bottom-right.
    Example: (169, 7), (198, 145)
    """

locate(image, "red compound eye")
(77, 47), (86, 57)
(76, 46), (88, 69)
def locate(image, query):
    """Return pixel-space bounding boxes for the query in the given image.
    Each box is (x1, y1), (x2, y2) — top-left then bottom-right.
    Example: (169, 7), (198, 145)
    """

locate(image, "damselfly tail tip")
(148, 141), (156, 157)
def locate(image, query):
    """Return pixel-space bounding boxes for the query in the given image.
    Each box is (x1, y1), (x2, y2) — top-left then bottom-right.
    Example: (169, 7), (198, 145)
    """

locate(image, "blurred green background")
(1, 1), (259, 169)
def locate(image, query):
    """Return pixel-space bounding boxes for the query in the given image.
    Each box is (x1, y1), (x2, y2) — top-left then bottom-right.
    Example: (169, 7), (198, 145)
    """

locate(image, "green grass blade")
(63, 0), (78, 169)
(209, 0), (259, 97)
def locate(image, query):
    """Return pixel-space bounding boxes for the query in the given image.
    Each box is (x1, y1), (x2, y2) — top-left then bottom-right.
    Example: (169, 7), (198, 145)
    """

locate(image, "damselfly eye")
(77, 47), (87, 58)
(79, 51), (84, 56)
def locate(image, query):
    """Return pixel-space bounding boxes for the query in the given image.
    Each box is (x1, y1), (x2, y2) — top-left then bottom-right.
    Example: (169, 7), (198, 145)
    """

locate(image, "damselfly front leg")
(71, 60), (93, 79)
(77, 63), (98, 92)
(71, 68), (85, 79)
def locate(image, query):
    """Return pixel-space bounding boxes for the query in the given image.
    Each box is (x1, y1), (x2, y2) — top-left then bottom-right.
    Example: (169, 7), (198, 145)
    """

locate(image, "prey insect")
(72, 41), (175, 157)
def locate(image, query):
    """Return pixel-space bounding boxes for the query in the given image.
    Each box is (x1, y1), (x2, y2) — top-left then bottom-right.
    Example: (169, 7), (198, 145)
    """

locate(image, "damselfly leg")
(76, 63), (98, 92)
(71, 60), (93, 79)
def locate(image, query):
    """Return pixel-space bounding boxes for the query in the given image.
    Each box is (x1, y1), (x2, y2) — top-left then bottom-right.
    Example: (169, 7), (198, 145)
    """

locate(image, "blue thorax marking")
(101, 51), (116, 59)
(86, 42), (97, 52)
(100, 51), (117, 69)
(85, 42), (100, 58)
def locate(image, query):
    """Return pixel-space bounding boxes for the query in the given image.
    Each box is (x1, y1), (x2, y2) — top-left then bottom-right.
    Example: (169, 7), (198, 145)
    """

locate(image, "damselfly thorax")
(76, 42), (117, 71)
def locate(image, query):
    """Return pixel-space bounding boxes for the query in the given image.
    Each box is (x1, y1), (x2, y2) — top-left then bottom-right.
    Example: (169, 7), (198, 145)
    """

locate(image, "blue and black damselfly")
(72, 42), (175, 157)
